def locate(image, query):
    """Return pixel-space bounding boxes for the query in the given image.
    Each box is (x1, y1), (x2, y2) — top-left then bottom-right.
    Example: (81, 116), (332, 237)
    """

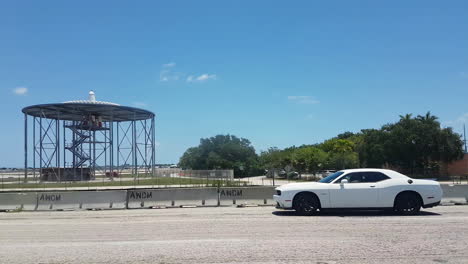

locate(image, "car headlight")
(276, 190), (282, 196)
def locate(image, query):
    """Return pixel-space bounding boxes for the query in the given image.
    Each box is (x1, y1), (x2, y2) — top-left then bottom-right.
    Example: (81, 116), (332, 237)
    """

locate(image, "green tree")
(259, 147), (284, 170)
(178, 135), (260, 177)
(379, 112), (463, 175)
(179, 147), (203, 169)
(319, 138), (358, 169)
(434, 127), (464, 162)
(291, 146), (328, 173)
(355, 129), (388, 168)
(336, 131), (355, 140)
(320, 138), (355, 153)
(180, 112), (464, 179)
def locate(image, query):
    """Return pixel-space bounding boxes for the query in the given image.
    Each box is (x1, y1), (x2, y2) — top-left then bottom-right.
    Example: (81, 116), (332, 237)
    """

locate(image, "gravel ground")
(1, 206), (468, 264)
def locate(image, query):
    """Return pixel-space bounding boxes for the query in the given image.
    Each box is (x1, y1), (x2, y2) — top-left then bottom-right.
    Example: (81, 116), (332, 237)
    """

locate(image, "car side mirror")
(340, 179), (348, 185)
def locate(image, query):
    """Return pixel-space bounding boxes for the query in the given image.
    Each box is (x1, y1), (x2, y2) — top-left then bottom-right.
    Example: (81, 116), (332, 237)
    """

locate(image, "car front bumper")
(273, 194), (293, 209)
(423, 201), (441, 208)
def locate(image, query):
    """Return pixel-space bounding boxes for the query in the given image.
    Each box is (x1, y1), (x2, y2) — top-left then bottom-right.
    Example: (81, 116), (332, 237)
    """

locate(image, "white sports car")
(273, 169), (442, 215)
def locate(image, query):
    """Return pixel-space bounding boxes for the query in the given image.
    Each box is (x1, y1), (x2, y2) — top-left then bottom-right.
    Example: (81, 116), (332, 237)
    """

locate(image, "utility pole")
(464, 123), (467, 153)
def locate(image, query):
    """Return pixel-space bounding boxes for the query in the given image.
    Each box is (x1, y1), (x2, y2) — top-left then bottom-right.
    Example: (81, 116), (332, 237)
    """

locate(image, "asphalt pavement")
(1, 206), (468, 264)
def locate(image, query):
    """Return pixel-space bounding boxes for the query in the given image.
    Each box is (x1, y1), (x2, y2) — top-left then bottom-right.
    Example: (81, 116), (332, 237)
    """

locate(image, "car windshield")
(319, 171), (345, 183)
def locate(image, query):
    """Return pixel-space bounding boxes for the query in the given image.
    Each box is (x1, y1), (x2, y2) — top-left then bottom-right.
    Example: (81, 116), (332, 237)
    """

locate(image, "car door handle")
(370, 185), (376, 188)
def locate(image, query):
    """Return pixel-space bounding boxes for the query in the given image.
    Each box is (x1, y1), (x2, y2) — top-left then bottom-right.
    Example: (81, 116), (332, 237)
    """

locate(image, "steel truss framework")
(24, 113), (155, 181)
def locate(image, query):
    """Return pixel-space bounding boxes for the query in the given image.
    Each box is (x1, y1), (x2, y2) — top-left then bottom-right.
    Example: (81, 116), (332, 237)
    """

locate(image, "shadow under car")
(272, 209), (441, 217)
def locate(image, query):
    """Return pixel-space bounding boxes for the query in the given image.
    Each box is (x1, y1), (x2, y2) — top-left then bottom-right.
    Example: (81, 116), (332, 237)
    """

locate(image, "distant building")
(445, 153), (468, 176)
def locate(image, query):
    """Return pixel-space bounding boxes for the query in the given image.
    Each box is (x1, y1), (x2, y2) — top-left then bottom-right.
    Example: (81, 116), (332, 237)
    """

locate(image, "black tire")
(394, 192), (422, 215)
(294, 193), (319, 216)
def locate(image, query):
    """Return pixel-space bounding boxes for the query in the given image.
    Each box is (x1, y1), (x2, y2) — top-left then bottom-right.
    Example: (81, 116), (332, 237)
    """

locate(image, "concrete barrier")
(80, 191), (127, 209)
(36, 191), (127, 210)
(127, 188), (219, 208)
(219, 187), (276, 206)
(0, 192), (37, 211)
(2, 185), (467, 212)
(441, 184), (468, 204)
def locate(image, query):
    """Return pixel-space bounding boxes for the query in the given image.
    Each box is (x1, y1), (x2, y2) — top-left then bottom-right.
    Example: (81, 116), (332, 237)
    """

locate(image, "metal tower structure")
(22, 91), (156, 181)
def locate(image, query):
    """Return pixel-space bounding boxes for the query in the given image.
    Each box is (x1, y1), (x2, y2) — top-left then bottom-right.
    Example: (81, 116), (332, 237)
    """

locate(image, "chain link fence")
(0, 168), (340, 191)
(0, 168), (253, 191)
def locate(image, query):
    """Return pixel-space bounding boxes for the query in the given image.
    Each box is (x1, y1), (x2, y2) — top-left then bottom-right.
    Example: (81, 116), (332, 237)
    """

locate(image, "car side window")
(335, 172), (390, 183)
(366, 172), (390, 182)
(335, 172), (363, 183)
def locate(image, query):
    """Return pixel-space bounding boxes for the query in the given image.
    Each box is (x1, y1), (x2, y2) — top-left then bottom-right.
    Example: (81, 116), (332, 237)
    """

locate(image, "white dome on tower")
(89, 90), (96, 102)
(63, 91), (120, 106)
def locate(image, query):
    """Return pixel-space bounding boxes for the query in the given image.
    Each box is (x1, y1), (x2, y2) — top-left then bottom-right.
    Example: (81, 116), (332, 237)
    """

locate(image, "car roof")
(339, 168), (409, 179)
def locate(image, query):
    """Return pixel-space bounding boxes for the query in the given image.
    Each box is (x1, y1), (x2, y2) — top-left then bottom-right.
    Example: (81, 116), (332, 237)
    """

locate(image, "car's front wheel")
(294, 193), (319, 216)
(394, 192), (421, 215)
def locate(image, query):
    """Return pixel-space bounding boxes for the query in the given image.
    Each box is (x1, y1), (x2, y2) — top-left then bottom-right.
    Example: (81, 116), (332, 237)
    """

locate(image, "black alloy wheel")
(394, 193), (421, 215)
(294, 193), (319, 216)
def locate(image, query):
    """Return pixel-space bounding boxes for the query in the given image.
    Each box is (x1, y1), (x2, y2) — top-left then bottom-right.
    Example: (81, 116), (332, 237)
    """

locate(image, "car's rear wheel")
(294, 193), (319, 216)
(394, 192), (421, 215)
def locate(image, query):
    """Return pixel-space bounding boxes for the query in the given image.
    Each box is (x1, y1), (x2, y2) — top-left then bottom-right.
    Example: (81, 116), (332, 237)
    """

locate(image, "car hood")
(277, 182), (328, 191)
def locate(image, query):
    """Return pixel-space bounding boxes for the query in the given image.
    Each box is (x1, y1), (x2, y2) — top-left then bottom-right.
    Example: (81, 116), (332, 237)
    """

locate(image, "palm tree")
(416, 111), (439, 124)
(399, 113), (412, 121)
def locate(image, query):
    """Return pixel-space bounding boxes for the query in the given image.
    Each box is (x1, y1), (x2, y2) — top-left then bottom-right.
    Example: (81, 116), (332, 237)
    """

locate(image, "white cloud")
(287, 96), (320, 104)
(444, 113), (468, 132)
(198, 74), (217, 81)
(163, 62), (176, 68)
(13, 87), (28, 96)
(132, 102), (148, 108)
(159, 62), (181, 82)
(160, 69), (181, 82)
(159, 62), (217, 84)
(187, 74), (217, 83)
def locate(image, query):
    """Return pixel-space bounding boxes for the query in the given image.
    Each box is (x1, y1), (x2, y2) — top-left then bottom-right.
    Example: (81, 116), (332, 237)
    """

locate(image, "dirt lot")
(1, 206), (467, 264)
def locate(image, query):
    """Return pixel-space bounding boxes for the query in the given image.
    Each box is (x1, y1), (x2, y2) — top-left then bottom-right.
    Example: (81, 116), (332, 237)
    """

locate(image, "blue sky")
(1, 0), (467, 166)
